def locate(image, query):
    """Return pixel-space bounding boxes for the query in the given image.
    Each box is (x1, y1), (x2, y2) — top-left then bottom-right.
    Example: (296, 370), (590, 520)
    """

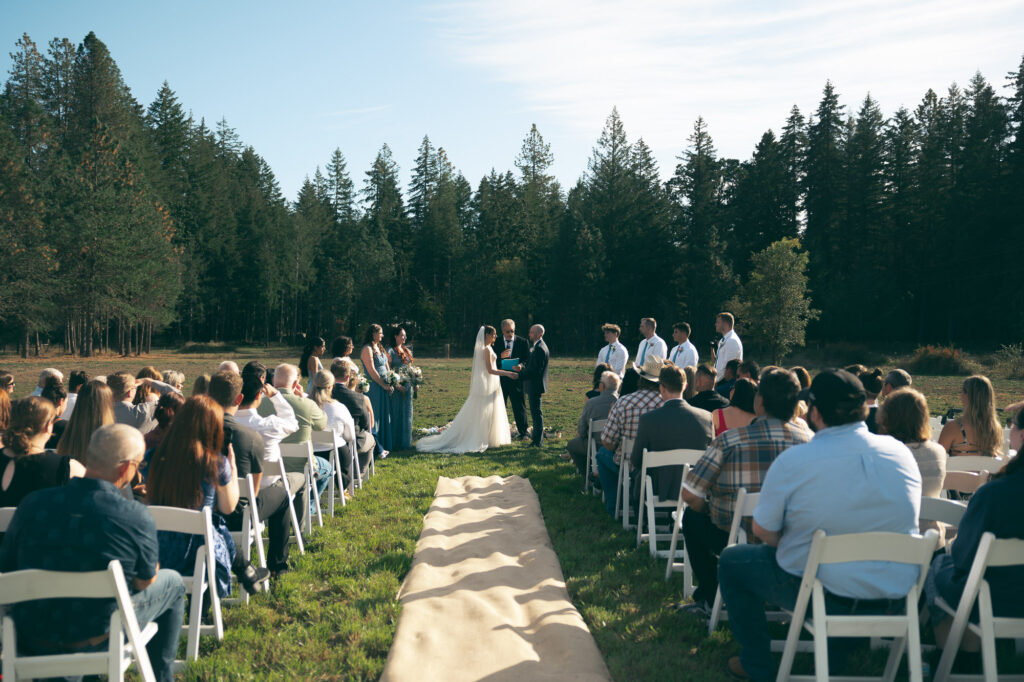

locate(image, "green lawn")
(1, 351), (1023, 680)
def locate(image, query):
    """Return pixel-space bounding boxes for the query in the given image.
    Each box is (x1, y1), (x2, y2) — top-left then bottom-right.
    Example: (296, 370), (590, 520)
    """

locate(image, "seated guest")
(718, 369), (922, 681)
(217, 360), (240, 375)
(938, 375), (1004, 457)
(859, 368), (884, 433)
(629, 364), (712, 503)
(0, 424), (185, 682)
(147, 396), (270, 596)
(144, 392), (186, 452)
(710, 377), (757, 436)
(61, 369), (89, 421)
(40, 376), (69, 448)
(331, 335), (354, 360)
(618, 368), (640, 397)
(715, 358), (740, 399)
(29, 368), (63, 397)
(682, 365), (698, 402)
(679, 368), (812, 617)
(192, 374), (210, 396)
(596, 323), (628, 377)
(57, 380), (115, 461)
(209, 371), (297, 577)
(737, 359), (760, 381)
(330, 359), (375, 484)
(881, 368), (912, 398)
(133, 367), (164, 406)
(0, 370), (14, 394)
(109, 372), (181, 435)
(586, 363), (612, 400)
(690, 365), (730, 413)
(1, 397), (85, 507)
(310, 370), (355, 493)
(0, 386), (9, 448)
(924, 409), (1024, 663)
(161, 370), (185, 392)
(668, 322), (699, 368)
(564, 371), (620, 473)
(595, 356), (664, 516)
(877, 388), (946, 540)
(790, 366), (811, 390)
(844, 363), (868, 375)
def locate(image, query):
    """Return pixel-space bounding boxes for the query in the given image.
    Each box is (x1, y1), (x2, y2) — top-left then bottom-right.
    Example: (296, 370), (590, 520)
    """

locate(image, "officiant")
(494, 319), (530, 440)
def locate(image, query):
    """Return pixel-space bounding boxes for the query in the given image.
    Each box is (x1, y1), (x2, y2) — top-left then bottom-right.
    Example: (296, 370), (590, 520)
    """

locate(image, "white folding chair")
(943, 471), (991, 497)
(708, 488), (761, 633)
(929, 418), (945, 442)
(664, 483), (693, 593)
(919, 496), (967, 530)
(636, 448), (705, 555)
(933, 532), (1024, 682)
(281, 441), (322, 534)
(311, 429), (345, 514)
(225, 474), (268, 605)
(775, 529), (939, 682)
(584, 418), (606, 495)
(272, 457), (306, 554)
(0, 559), (158, 682)
(146, 506), (223, 662)
(613, 437), (635, 529)
(0, 507), (16, 533)
(945, 456), (1006, 474)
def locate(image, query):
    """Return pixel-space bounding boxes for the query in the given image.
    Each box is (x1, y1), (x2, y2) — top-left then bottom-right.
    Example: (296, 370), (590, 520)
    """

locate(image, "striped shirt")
(683, 416), (812, 531)
(602, 389), (663, 465)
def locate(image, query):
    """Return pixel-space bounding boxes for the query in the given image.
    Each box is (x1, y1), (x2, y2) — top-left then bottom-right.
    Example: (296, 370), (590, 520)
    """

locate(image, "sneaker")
(238, 564), (271, 595)
(675, 599), (712, 620)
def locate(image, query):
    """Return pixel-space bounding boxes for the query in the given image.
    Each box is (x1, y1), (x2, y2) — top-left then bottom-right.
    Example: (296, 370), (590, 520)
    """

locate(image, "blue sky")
(3, 0), (1023, 202)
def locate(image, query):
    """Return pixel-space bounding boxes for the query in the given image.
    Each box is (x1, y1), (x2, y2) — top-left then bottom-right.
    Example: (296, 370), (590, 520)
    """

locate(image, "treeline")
(1, 31), (1022, 357)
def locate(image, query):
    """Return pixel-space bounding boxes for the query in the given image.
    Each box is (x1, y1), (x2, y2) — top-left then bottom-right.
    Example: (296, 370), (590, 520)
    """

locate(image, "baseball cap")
(797, 369), (866, 413)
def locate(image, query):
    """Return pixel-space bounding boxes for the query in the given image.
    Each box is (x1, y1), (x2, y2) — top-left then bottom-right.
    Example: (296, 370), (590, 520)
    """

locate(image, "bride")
(416, 325), (519, 453)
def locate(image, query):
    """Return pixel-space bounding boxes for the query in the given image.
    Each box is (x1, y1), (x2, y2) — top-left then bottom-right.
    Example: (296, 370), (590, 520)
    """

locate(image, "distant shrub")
(994, 343), (1024, 379)
(905, 345), (977, 376)
(177, 341), (239, 355)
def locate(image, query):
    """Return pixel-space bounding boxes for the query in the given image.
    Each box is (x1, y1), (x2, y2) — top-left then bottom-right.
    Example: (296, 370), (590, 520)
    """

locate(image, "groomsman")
(713, 312), (743, 378)
(495, 319), (531, 439)
(596, 323), (628, 377)
(669, 322), (699, 368)
(635, 318), (667, 368)
(516, 325), (550, 448)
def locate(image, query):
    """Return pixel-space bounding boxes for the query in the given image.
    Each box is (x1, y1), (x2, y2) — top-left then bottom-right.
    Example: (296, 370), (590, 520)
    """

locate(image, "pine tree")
(325, 147), (356, 222)
(779, 105), (807, 234)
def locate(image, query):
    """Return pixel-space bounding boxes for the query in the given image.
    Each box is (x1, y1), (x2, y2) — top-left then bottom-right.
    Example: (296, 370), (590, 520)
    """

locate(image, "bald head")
(85, 424), (145, 480)
(529, 324), (545, 343)
(273, 363), (299, 389)
(218, 360), (240, 374)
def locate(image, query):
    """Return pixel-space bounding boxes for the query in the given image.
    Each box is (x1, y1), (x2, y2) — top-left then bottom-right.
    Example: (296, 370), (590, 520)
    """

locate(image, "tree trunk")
(20, 329), (28, 359)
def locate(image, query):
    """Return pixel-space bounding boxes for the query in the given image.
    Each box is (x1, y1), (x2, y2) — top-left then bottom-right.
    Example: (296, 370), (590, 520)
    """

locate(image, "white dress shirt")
(319, 400), (355, 452)
(596, 341), (628, 377)
(715, 329), (743, 377)
(635, 334), (668, 366)
(236, 392), (299, 489)
(60, 392), (78, 421)
(670, 339), (699, 368)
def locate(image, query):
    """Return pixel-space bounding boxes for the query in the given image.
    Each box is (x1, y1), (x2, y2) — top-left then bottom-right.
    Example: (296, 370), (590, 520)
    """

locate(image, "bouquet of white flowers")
(358, 375), (370, 393)
(398, 364), (424, 387)
(384, 370), (401, 387)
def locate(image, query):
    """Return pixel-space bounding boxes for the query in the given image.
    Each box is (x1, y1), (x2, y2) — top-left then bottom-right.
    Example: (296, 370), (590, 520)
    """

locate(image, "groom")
(494, 319), (531, 439)
(516, 324), (550, 447)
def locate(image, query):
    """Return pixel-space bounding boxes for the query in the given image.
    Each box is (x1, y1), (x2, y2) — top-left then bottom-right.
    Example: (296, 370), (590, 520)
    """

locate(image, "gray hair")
(501, 319), (515, 331)
(163, 370), (185, 389)
(531, 324), (545, 337)
(311, 370), (336, 407)
(884, 369), (912, 388)
(217, 360), (239, 374)
(38, 368), (63, 387)
(85, 424), (145, 475)
(274, 363), (299, 389)
(599, 371), (621, 391)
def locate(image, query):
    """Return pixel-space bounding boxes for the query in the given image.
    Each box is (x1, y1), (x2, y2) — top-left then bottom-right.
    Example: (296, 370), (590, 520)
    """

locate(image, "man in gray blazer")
(564, 371), (621, 474)
(630, 364), (714, 502)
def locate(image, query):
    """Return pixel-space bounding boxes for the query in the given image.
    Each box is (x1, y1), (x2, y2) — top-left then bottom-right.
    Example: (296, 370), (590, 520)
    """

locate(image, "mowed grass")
(2, 350), (1023, 680)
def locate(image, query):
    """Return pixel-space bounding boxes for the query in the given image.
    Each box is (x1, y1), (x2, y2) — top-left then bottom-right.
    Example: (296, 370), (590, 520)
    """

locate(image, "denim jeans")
(310, 454), (333, 514)
(595, 446), (621, 517)
(131, 568), (186, 682)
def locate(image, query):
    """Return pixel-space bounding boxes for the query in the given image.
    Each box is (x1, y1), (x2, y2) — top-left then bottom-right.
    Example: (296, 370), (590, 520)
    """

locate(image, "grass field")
(2, 350), (1023, 680)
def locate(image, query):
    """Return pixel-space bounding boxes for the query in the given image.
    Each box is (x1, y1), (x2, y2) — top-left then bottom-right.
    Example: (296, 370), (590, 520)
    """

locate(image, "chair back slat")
(816, 531), (938, 565)
(310, 429), (341, 446)
(943, 470), (990, 493)
(945, 455), (1005, 473)
(0, 568), (116, 603)
(641, 448), (704, 469)
(147, 506), (208, 535)
(919, 496), (967, 527)
(0, 507), (16, 533)
(984, 536), (1024, 568)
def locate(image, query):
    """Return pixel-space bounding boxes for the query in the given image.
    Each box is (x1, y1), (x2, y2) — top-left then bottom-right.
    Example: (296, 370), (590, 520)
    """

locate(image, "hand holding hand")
(507, 372), (519, 380)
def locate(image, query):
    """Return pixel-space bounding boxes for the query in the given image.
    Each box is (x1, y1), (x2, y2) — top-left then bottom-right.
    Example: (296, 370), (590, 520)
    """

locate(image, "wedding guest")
(881, 368), (912, 397)
(330, 359), (374, 484)
(682, 365), (698, 402)
(133, 367), (164, 406)
(360, 324), (393, 457)
(587, 363), (613, 400)
(690, 365), (730, 413)
(310, 370), (356, 495)
(387, 325), (414, 450)
(877, 388), (946, 539)
(859, 368), (884, 433)
(0, 371), (15, 395)
(162, 370), (185, 392)
(110, 372), (180, 435)
(619, 368), (640, 397)
(331, 335), (354, 359)
(713, 312), (743, 380)
(710, 377), (756, 436)
(737, 359), (760, 382)
(192, 374), (210, 396)
(217, 361), (240, 375)
(938, 375), (1004, 457)
(844, 363), (868, 376)
(596, 323), (628, 377)
(57, 380), (115, 461)
(144, 392), (186, 451)
(40, 377), (69, 449)
(564, 371), (620, 473)
(634, 318), (667, 368)
(300, 336), (326, 395)
(790, 366), (811, 390)
(716, 359), (740, 399)
(30, 368), (63, 397)
(1, 397), (85, 507)
(669, 322), (699, 368)
(0, 387), (9, 448)
(61, 369), (89, 421)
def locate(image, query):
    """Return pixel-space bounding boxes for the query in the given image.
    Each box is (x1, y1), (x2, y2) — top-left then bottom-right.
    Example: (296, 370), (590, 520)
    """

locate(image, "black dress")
(0, 449), (73, 507)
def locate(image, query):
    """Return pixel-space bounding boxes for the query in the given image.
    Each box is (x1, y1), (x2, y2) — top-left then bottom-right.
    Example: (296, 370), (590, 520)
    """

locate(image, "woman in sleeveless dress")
(387, 325), (414, 450)
(360, 324), (393, 454)
(938, 375), (1004, 457)
(301, 336), (326, 396)
(416, 326), (518, 454)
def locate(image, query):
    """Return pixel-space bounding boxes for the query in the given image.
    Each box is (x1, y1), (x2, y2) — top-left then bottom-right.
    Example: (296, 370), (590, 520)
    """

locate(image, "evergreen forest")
(2, 32), (1023, 356)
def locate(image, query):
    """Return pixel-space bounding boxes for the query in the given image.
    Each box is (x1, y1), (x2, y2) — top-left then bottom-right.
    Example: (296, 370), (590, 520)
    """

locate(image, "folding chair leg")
(811, 587), (829, 682)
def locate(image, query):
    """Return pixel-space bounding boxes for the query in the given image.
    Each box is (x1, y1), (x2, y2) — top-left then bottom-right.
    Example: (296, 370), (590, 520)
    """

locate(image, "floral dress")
(388, 346), (414, 450)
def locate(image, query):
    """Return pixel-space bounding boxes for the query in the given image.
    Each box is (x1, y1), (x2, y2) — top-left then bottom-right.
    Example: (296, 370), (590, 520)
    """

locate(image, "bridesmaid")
(387, 325), (413, 450)
(360, 324), (393, 456)
(300, 336), (326, 395)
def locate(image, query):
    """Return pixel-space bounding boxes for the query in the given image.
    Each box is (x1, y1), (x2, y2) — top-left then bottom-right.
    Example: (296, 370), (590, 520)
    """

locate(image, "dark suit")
(630, 398), (713, 501)
(331, 384), (375, 480)
(521, 338), (550, 446)
(493, 334), (530, 436)
(689, 390), (730, 413)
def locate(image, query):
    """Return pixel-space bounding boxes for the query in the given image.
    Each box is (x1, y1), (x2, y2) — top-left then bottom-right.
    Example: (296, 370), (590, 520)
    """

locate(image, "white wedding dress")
(416, 326), (512, 453)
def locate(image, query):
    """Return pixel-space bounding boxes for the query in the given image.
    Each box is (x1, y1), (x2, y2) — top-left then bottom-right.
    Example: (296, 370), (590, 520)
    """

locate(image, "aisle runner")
(381, 475), (612, 682)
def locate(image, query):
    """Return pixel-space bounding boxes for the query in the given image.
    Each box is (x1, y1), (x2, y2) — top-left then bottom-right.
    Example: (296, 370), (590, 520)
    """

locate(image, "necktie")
(639, 341), (647, 365)
(604, 346), (612, 363)
(672, 345), (679, 363)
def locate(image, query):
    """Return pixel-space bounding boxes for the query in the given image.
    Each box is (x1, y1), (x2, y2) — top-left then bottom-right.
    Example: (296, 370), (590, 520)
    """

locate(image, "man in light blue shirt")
(717, 369), (922, 682)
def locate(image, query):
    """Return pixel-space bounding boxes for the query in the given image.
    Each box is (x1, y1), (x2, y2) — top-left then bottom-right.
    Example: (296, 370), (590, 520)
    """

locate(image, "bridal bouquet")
(398, 365), (424, 387)
(384, 370), (401, 387)
(357, 375), (370, 393)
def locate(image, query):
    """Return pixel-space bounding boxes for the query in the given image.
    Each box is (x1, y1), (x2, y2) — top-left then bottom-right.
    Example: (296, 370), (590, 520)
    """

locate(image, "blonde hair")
(961, 375), (1003, 455)
(682, 365), (697, 400)
(311, 370), (335, 407)
(57, 381), (115, 459)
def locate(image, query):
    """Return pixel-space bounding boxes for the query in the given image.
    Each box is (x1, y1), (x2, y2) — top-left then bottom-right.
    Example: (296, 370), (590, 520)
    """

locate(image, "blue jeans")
(132, 568), (186, 682)
(310, 455), (333, 513)
(595, 447), (621, 517)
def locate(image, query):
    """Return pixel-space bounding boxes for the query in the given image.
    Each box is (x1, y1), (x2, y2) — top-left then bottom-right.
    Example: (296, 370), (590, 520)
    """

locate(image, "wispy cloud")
(427, 0), (1024, 168)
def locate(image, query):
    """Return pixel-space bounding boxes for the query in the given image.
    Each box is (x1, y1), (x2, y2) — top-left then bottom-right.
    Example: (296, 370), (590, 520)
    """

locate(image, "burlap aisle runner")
(381, 475), (612, 682)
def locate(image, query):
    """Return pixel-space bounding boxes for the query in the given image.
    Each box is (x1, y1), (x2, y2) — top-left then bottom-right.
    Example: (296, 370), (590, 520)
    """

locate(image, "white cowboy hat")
(633, 354), (664, 383)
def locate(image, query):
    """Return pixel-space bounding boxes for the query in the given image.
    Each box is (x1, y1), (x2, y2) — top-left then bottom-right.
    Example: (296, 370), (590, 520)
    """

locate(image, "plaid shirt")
(602, 389), (663, 465)
(683, 416), (813, 530)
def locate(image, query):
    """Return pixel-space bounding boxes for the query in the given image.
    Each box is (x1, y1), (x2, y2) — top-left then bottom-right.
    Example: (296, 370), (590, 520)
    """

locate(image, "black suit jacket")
(493, 335), (530, 389)
(521, 339), (549, 395)
(630, 399), (713, 501)
(689, 390), (730, 413)
(333, 384), (370, 433)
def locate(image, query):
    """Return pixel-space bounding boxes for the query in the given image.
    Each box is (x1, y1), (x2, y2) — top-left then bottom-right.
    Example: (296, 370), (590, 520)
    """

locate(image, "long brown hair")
(133, 367), (164, 406)
(0, 389), (10, 446)
(147, 395), (224, 510)
(961, 375), (1003, 455)
(57, 381), (115, 459)
(4, 397), (56, 457)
